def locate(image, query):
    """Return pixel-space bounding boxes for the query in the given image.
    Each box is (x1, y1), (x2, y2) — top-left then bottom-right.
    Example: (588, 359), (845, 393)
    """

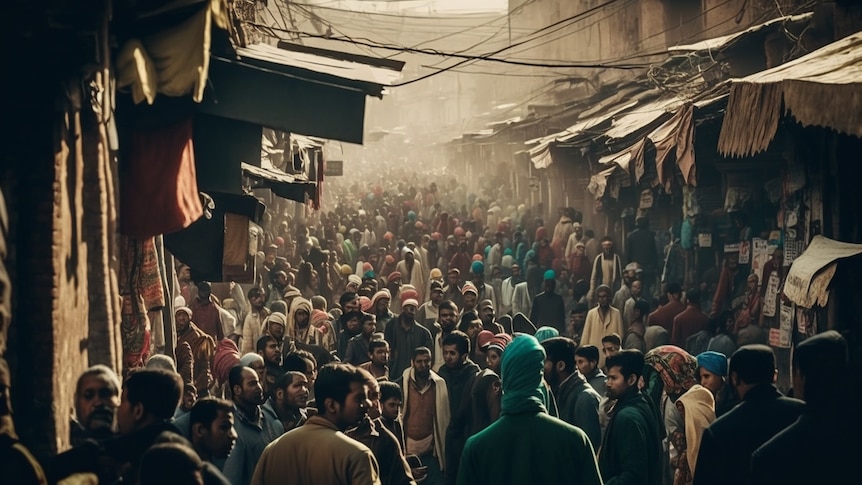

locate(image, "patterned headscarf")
(644, 345), (699, 402)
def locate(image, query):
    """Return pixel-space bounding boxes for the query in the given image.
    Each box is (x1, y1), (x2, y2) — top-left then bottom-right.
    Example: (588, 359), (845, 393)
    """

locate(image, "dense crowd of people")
(9, 170), (854, 484)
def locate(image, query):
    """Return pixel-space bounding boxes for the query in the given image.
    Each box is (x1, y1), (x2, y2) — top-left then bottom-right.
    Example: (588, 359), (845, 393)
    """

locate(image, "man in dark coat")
(750, 331), (857, 484)
(438, 331), (481, 485)
(530, 271), (566, 335)
(599, 349), (663, 485)
(541, 337), (602, 449)
(693, 345), (805, 485)
(626, 216), (657, 297)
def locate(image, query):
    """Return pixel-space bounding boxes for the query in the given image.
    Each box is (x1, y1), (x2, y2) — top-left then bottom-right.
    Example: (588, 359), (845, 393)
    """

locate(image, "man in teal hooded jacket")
(457, 335), (602, 485)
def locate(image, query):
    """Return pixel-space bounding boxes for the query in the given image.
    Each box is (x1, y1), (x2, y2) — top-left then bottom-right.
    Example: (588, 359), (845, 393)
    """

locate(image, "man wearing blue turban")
(457, 335), (602, 485)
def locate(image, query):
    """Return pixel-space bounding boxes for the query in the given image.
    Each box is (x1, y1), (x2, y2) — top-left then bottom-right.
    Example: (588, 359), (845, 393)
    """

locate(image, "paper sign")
(698, 233), (712, 248)
(776, 304), (793, 348)
(762, 271), (780, 317)
(739, 240), (751, 264)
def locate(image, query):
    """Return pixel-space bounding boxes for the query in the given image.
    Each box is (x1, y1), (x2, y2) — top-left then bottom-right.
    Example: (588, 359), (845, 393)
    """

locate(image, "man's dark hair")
(293, 349), (318, 369)
(379, 380), (402, 402)
(228, 365), (250, 391)
(442, 330), (471, 356)
(458, 312), (479, 332)
(283, 353), (313, 373)
(256, 335), (277, 353)
(368, 339), (389, 354)
(542, 337), (576, 373)
(793, 330), (847, 410)
(360, 312), (376, 325)
(575, 344), (600, 363)
(633, 298), (651, 319)
(729, 345), (776, 386)
(636, 217), (649, 229)
(438, 300), (458, 313)
(543, 278), (556, 292)
(274, 371), (306, 391)
(189, 397), (233, 435)
(139, 443), (203, 485)
(666, 282), (682, 296)
(571, 302), (589, 315)
(606, 349), (645, 380)
(247, 286), (264, 299)
(412, 346), (432, 360)
(339, 291), (358, 308)
(124, 369), (183, 421)
(602, 333), (622, 346)
(315, 363), (367, 414)
(600, 236), (614, 244)
(686, 288), (701, 305)
(585, 229), (595, 238)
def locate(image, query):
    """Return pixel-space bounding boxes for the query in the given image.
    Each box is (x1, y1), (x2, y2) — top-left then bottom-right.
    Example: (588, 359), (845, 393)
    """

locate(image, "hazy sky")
(309, 0), (508, 14)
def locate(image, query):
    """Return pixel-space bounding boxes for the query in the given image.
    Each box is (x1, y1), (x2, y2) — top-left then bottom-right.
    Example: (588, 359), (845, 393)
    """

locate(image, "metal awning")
(719, 32), (862, 156)
(241, 162), (316, 203)
(196, 43), (404, 144)
(669, 13), (813, 53)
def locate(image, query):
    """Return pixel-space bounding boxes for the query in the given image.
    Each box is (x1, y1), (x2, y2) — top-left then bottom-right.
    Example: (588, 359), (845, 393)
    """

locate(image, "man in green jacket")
(599, 349), (662, 485)
(457, 335), (602, 485)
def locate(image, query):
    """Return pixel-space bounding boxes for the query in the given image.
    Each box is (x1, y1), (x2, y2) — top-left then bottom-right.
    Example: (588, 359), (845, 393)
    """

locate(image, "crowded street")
(2, 0), (861, 484)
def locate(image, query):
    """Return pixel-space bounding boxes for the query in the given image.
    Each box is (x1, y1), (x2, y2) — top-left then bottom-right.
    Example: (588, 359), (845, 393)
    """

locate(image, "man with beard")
(251, 364), (381, 485)
(360, 339), (391, 380)
(241, 286), (270, 354)
(599, 350), (663, 485)
(385, 299), (433, 379)
(338, 311), (364, 361)
(223, 366), (282, 485)
(568, 303), (588, 343)
(176, 306), (215, 398)
(613, 263), (641, 316)
(581, 285), (623, 370)
(71, 365), (121, 447)
(460, 282), (479, 316)
(469, 262), (497, 315)
(189, 397), (237, 469)
(417, 281), (444, 335)
(622, 279), (643, 329)
(399, 348), (450, 485)
(256, 335), (282, 396)
(588, 237), (623, 302)
(530, 271), (566, 336)
(263, 371), (309, 434)
(541, 337), (602, 450)
(348, 369), (417, 485)
(438, 331), (481, 485)
(190, 281), (224, 342)
(345, 313), (378, 366)
(372, 289), (395, 333)
(477, 299), (504, 334)
(442, 269), (463, 309)
(432, 300), (459, 370)
(500, 263), (523, 316)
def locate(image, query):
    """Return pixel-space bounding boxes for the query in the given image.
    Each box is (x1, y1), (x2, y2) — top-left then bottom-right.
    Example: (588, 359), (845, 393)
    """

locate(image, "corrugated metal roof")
(719, 32), (862, 156)
(236, 43), (403, 88)
(669, 13), (813, 53)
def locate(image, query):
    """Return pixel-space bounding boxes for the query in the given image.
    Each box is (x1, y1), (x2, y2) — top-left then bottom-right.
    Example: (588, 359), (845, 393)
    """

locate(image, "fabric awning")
(718, 32), (862, 157)
(784, 236), (862, 308)
(197, 43), (403, 144)
(241, 162), (316, 203)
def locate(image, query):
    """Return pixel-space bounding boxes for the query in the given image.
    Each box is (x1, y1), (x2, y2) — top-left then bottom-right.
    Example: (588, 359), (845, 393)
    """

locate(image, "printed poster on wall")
(775, 304), (793, 348)
(739, 240), (751, 264)
(762, 271), (781, 318)
(750, 238), (771, 283)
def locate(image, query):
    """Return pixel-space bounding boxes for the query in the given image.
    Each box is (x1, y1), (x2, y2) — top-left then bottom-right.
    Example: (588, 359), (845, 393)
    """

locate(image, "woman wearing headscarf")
(457, 335), (602, 485)
(643, 345), (714, 485)
(285, 297), (326, 348)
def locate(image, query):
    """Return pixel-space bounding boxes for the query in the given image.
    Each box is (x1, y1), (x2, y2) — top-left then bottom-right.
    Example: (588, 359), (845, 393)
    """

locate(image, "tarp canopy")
(197, 43), (403, 144)
(718, 32), (862, 157)
(241, 162), (316, 203)
(784, 236), (862, 308)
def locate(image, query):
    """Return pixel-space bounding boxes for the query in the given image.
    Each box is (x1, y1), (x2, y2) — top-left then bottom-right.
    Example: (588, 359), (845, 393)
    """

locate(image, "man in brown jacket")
(251, 363), (381, 485)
